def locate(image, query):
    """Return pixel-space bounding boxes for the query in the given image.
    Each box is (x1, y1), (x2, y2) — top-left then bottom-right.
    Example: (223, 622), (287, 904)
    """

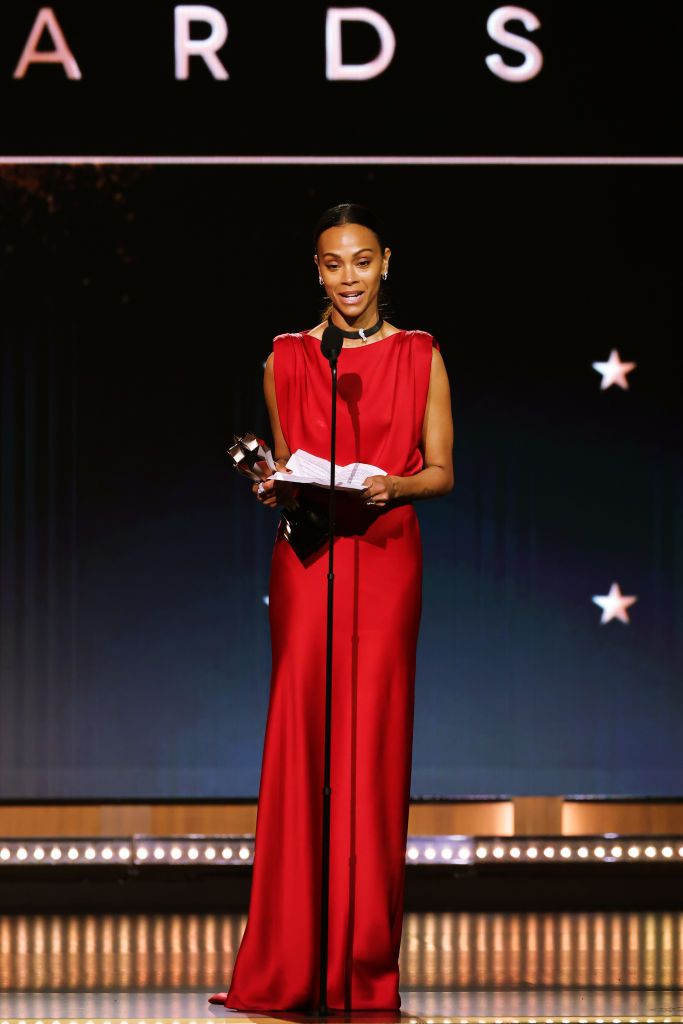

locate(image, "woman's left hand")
(361, 474), (400, 507)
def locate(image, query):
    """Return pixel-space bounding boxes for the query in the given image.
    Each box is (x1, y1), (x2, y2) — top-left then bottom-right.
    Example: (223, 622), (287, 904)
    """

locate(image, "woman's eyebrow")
(322, 248), (374, 257)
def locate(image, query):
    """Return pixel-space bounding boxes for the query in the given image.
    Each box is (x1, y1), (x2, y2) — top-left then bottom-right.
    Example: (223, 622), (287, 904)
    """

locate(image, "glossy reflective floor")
(1, 911), (682, 1022)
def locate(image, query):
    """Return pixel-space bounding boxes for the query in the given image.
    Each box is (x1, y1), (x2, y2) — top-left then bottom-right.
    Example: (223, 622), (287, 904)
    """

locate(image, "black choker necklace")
(328, 315), (383, 342)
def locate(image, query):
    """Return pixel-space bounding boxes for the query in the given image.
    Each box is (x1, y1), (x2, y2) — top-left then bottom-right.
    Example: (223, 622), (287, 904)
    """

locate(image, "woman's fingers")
(254, 478), (275, 503)
(365, 488), (388, 505)
(250, 461), (293, 507)
(253, 475), (297, 509)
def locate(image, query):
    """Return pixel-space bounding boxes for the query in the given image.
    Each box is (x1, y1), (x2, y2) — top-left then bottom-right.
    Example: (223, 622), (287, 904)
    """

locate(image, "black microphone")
(320, 320), (345, 363)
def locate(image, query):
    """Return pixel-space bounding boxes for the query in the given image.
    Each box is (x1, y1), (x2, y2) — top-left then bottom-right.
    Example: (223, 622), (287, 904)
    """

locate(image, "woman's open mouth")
(339, 291), (364, 306)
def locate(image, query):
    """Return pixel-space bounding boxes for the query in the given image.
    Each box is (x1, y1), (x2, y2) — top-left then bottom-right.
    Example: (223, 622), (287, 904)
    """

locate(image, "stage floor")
(1, 910), (682, 1023)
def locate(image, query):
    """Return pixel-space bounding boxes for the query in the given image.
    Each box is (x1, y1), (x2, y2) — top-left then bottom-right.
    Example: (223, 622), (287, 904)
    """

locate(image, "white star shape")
(592, 582), (637, 624)
(592, 349), (636, 390)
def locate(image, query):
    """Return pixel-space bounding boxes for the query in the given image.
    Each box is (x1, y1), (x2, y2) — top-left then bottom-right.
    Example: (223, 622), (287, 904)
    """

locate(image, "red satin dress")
(217, 328), (439, 1012)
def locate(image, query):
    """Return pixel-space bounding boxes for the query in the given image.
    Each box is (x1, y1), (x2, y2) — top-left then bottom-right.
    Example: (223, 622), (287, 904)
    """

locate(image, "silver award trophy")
(226, 432), (329, 562)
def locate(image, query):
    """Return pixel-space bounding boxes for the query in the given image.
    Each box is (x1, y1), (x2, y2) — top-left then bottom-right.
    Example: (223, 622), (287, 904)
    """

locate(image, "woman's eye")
(358, 260), (370, 267)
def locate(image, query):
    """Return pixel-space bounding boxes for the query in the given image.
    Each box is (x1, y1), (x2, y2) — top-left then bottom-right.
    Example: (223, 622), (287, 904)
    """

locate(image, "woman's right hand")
(253, 459), (298, 509)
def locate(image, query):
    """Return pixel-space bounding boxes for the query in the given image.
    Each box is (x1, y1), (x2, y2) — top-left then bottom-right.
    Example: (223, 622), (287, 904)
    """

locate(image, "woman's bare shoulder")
(301, 321), (325, 339)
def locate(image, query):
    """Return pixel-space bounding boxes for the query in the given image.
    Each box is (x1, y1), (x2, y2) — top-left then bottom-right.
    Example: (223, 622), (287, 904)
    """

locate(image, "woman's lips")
(339, 291), (363, 305)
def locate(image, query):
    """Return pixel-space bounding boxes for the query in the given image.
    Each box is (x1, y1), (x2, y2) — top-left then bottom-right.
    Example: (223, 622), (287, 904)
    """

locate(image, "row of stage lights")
(0, 835), (683, 867)
(0, 838), (253, 866)
(407, 835), (683, 864)
(2, 1019), (682, 1024)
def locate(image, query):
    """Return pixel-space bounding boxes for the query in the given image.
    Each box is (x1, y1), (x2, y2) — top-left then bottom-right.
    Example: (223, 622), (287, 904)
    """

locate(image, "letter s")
(485, 6), (543, 83)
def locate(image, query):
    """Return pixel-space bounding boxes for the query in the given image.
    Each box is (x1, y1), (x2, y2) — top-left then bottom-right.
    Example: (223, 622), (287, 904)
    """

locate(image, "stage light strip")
(0, 835), (683, 867)
(0, 1018), (680, 1024)
(0, 837), (254, 866)
(0, 155), (683, 166)
(405, 836), (683, 864)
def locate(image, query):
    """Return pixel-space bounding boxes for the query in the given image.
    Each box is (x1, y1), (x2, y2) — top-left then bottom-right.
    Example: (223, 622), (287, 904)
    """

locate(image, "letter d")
(326, 7), (396, 81)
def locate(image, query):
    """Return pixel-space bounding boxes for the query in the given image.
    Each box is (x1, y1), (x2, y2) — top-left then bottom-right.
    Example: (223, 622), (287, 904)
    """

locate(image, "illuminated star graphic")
(592, 349), (636, 390)
(592, 582), (637, 624)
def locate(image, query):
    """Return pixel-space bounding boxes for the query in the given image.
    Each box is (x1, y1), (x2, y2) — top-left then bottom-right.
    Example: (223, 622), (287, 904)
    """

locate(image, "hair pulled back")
(312, 202), (393, 323)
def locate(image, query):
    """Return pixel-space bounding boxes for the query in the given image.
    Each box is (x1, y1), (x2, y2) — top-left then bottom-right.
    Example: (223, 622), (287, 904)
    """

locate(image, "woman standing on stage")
(210, 202), (454, 1011)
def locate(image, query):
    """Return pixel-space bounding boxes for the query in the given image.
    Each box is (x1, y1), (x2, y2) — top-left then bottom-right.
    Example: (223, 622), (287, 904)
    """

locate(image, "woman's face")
(315, 223), (390, 320)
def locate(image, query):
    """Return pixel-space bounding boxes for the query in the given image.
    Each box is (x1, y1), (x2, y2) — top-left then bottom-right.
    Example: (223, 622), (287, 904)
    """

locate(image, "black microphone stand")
(317, 325), (343, 1015)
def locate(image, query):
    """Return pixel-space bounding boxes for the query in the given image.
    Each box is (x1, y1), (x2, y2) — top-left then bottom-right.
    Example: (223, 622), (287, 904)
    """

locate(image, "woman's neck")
(329, 308), (381, 334)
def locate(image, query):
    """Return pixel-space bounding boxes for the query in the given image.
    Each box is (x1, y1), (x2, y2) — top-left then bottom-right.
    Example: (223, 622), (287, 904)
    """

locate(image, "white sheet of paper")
(270, 449), (387, 492)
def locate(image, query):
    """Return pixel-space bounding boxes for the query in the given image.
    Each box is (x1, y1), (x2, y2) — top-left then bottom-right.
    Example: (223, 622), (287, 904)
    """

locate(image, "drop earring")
(382, 271), (388, 280)
(318, 274), (324, 285)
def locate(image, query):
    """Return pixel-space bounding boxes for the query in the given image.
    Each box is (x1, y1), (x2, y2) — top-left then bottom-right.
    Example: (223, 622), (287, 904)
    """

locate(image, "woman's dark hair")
(312, 202), (393, 323)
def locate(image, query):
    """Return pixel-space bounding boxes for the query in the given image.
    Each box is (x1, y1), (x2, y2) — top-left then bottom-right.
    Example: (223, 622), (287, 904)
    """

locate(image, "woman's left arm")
(363, 347), (454, 505)
(395, 345), (454, 500)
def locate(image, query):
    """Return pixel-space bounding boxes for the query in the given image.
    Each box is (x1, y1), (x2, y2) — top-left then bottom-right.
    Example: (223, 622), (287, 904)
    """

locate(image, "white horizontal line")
(0, 154), (682, 166)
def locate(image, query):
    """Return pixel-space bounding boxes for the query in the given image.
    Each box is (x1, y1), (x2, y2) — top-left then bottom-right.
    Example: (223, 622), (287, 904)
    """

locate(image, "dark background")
(0, 2), (681, 798)
(0, 0), (681, 157)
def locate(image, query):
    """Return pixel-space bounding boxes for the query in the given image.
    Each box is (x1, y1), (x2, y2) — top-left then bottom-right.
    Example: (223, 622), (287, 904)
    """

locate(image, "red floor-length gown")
(219, 327), (439, 1011)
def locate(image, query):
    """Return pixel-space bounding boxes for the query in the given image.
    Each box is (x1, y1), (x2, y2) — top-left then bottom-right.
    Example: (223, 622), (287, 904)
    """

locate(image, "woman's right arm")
(256, 352), (296, 508)
(263, 352), (290, 464)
